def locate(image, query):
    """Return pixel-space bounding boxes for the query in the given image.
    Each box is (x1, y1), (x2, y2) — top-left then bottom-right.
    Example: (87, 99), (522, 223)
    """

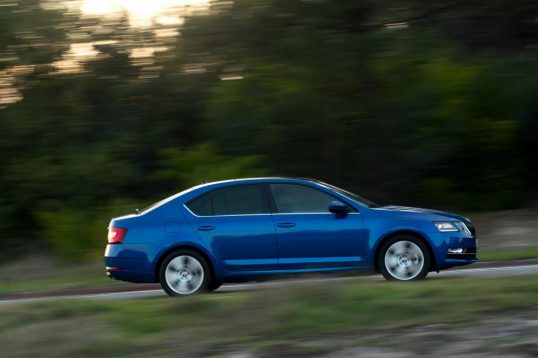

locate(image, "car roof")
(197, 177), (319, 186)
(184, 177), (323, 193)
(142, 177), (323, 214)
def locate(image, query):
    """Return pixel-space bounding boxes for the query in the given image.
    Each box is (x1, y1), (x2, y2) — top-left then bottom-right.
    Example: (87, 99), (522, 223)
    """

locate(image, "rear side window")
(185, 184), (269, 216)
(269, 183), (337, 213)
(186, 192), (212, 216)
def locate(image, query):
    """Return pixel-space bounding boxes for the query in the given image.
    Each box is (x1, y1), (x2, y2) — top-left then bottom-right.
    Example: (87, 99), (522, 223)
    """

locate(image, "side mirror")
(328, 200), (351, 215)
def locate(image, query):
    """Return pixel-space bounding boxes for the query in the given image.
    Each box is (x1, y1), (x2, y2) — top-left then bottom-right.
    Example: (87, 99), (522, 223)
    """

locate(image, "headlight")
(453, 221), (472, 235)
(434, 222), (458, 232)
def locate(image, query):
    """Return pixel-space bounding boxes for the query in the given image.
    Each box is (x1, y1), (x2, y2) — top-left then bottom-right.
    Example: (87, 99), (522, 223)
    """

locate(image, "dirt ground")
(470, 208), (538, 249)
(222, 310), (538, 358)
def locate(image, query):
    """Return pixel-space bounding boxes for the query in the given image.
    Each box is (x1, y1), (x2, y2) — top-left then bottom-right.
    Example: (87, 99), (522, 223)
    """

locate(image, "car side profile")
(105, 178), (478, 296)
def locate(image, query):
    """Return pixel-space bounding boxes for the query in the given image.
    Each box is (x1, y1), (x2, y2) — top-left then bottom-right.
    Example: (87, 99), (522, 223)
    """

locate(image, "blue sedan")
(105, 178), (478, 296)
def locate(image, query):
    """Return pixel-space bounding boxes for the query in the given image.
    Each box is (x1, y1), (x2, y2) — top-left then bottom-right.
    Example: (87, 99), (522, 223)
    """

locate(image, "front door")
(268, 183), (366, 270)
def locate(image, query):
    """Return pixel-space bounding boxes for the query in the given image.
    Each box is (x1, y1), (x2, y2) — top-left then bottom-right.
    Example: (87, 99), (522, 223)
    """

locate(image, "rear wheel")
(378, 236), (431, 281)
(159, 250), (211, 296)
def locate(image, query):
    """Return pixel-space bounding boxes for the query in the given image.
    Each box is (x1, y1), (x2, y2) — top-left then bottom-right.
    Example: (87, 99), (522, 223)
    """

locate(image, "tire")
(159, 250), (211, 296)
(207, 280), (222, 292)
(378, 235), (431, 281)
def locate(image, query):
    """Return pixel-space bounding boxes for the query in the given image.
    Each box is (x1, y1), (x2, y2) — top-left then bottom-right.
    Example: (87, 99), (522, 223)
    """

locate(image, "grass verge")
(0, 275), (537, 357)
(479, 247), (538, 262)
(0, 259), (127, 295)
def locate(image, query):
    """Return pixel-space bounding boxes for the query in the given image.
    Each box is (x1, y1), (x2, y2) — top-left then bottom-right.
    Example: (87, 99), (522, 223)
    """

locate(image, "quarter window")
(186, 192), (212, 216)
(186, 184), (269, 216)
(269, 184), (338, 213)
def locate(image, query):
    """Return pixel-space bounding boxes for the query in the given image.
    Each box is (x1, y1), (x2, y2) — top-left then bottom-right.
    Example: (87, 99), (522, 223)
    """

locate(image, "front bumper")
(432, 232), (478, 270)
(446, 246), (477, 261)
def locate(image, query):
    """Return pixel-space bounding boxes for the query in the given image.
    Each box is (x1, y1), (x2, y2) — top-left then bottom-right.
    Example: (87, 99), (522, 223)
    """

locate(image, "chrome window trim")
(183, 204), (271, 217)
(182, 204), (361, 218)
(271, 212), (361, 216)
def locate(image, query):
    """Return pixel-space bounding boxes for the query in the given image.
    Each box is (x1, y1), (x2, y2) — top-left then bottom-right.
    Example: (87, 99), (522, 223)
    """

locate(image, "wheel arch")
(373, 230), (436, 272)
(154, 244), (216, 283)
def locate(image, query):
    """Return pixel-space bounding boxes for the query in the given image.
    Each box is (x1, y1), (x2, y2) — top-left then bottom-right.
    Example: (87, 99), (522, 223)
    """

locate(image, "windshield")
(317, 181), (380, 208)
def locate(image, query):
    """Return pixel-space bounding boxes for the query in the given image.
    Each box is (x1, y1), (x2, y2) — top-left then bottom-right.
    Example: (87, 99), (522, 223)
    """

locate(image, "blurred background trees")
(1, 0), (538, 261)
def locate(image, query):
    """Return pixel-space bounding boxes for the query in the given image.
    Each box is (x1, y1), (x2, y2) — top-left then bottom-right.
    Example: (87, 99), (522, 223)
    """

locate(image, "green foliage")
(37, 201), (139, 261)
(0, 0), (68, 70)
(1, 0), (538, 260)
(156, 143), (266, 187)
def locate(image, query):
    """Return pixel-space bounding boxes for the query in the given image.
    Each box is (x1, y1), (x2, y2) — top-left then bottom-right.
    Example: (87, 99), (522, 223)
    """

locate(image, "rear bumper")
(104, 244), (159, 283)
(106, 268), (155, 283)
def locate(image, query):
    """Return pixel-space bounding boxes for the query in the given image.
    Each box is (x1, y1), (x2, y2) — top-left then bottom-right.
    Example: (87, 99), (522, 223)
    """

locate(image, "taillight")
(107, 227), (127, 244)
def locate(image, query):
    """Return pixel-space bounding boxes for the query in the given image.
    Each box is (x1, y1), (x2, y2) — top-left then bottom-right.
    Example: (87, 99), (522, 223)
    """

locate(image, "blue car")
(105, 178), (477, 296)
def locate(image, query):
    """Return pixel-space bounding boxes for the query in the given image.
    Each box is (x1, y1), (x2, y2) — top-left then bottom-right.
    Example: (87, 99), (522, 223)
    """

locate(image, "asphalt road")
(1, 263), (537, 307)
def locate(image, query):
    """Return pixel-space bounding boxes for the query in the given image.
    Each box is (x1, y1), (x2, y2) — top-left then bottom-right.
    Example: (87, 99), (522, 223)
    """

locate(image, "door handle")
(277, 222), (296, 228)
(196, 225), (215, 231)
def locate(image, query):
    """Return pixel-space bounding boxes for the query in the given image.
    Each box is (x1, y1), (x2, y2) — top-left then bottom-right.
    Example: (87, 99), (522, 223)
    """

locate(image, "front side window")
(186, 184), (269, 216)
(270, 184), (338, 213)
(317, 181), (380, 208)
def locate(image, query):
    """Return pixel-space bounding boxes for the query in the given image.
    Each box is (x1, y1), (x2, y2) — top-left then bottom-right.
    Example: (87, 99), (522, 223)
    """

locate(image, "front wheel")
(378, 236), (431, 281)
(159, 250), (211, 296)
(207, 280), (222, 292)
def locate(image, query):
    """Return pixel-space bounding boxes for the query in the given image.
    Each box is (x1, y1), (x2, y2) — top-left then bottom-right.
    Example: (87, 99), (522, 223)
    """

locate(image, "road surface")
(1, 263), (537, 307)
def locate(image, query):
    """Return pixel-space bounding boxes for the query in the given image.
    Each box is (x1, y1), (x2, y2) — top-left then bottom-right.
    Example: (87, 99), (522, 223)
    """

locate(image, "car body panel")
(182, 209), (279, 272)
(272, 212), (367, 269)
(104, 178), (478, 283)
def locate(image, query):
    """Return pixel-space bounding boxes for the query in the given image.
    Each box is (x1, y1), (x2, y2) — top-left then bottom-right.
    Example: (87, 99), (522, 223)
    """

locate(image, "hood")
(381, 205), (470, 223)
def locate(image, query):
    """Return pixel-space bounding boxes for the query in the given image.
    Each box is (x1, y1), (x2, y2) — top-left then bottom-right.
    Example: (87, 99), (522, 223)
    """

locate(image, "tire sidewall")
(378, 236), (431, 281)
(207, 280), (222, 292)
(159, 250), (211, 296)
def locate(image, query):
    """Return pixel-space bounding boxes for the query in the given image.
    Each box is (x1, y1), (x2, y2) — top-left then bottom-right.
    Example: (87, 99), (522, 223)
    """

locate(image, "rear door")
(184, 184), (278, 272)
(268, 183), (366, 269)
